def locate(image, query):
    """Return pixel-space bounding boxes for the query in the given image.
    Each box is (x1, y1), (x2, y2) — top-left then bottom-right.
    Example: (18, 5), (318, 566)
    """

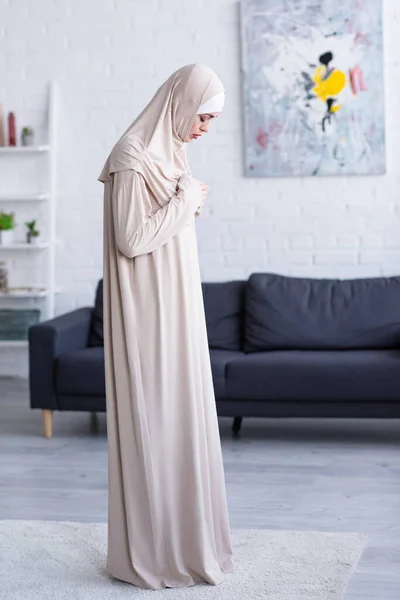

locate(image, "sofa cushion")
(225, 349), (400, 401)
(56, 346), (105, 395)
(202, 281), (245, 350)
(88, 279), (103, 346)
(209, 349), (244, 398)
(56, 346), (239, 400)
(245, 273), (400, 352)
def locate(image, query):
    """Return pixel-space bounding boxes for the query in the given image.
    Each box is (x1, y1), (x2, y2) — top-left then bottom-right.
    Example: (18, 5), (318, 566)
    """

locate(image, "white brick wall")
(0, 0), (399, 376)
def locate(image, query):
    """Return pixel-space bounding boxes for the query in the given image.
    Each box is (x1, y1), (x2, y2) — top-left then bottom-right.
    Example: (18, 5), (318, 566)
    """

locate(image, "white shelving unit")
(0, 81), (58, 345)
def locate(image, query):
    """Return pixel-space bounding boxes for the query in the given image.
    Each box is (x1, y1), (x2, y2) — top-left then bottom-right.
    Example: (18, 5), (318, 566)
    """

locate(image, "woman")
(98, 64), (235, 589)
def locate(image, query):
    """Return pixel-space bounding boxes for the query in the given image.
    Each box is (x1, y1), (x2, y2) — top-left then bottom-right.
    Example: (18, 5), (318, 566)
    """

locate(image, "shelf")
(0, 286), (62, 298)
(0, 287), (47, 298)
(0, 241), (50, 250)
(0, 340), (28, 347)
(0, 145), (50, 154)
(0, 193), (50, 202)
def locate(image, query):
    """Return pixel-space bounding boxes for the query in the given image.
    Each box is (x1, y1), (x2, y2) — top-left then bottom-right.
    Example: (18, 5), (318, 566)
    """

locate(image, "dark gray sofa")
(29, 273), (400, 438)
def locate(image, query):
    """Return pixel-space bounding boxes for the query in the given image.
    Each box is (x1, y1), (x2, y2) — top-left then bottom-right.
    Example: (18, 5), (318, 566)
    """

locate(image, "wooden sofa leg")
(42, 409), (53, 439)
(232, 417), (243, 437)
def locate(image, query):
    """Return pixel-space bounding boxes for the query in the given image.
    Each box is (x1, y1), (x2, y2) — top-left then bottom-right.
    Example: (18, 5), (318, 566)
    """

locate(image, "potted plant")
(25, 219), (40, 244)
(0, 211), (15, 245)
(21, 126), (34, 146)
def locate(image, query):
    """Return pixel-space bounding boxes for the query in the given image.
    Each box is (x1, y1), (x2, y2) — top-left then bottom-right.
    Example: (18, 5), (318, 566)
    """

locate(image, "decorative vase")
(0, 104), (5, 146)
(0, 230), (14, 245)
(8, 112), (16, 146)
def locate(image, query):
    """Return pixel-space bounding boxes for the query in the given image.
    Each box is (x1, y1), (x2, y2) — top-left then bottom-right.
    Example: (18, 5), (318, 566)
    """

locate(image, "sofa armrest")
(28, 307), (93, 410)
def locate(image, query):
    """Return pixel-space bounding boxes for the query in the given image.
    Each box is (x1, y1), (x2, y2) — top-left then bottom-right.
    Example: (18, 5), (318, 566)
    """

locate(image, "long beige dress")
(102, 167), (235, 589)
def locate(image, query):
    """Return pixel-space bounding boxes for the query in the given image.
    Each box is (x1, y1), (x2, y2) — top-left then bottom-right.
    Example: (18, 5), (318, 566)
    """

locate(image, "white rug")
(0, 520), (366, 599)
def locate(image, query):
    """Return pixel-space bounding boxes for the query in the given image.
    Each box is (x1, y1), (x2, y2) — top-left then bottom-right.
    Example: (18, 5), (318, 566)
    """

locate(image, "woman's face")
(186, 113), (219, 142)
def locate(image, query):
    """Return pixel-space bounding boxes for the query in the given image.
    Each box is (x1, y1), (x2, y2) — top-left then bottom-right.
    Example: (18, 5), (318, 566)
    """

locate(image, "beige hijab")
(98, 63), (224, 208)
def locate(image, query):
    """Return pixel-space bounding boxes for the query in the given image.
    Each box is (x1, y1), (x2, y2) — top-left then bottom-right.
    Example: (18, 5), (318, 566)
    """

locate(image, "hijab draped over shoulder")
(98, 64), (225, 208)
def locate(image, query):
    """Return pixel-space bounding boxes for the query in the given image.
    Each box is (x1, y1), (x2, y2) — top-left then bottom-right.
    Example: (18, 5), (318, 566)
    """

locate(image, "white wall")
(0, 0), (399, 376)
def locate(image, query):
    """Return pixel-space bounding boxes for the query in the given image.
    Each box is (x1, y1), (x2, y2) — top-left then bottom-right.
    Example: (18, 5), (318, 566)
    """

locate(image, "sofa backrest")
(87, 278), (246, 351)
(245, 273), (400, 352)
(202, 281), (246, 351)
(88, 279), (103, 347)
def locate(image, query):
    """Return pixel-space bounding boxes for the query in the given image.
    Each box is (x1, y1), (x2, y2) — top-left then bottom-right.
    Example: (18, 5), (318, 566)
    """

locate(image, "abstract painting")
(240, 0), (386, 176)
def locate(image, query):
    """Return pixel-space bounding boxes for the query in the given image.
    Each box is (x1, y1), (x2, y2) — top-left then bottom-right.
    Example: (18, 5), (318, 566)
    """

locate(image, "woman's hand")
(198, 180), (208, 199)
(195, 180), (208, 216)
(176, 174), (207, 217)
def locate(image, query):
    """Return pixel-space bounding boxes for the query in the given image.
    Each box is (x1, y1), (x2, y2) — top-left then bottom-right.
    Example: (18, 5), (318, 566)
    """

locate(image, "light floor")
(0, 377), (399, 599)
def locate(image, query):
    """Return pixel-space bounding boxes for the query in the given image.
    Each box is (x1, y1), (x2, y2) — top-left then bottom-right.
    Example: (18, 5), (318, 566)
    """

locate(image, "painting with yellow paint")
(240, 0), (385, 176)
